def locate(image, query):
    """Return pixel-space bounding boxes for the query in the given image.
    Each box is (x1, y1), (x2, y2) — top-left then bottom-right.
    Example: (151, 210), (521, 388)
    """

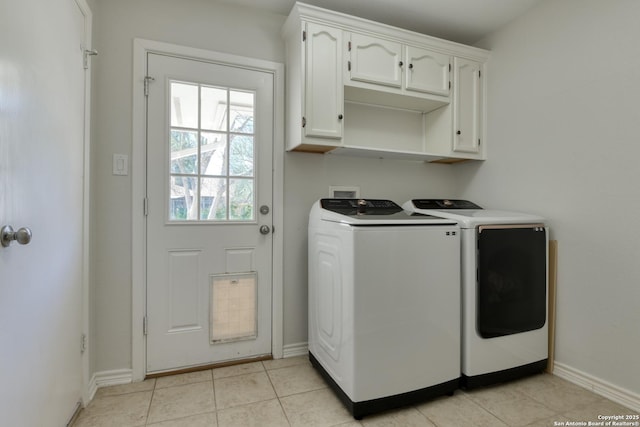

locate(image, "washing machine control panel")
(412, 199), (482, 210)
(320, 199), (402, 215)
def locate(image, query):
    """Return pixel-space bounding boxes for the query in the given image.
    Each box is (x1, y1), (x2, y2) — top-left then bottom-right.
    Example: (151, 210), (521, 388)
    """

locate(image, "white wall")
(91, 0), (457, 372)
(457, 0), (640, 395)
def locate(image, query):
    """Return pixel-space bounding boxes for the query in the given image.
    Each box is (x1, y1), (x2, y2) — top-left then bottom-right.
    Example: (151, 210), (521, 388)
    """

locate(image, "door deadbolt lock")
(1, 225), (32, 248)
(260, 205), (270, 215)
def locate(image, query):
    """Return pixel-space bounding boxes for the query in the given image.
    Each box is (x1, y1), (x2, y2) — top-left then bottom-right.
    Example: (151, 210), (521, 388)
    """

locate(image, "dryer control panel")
(412, 199), (482, 210)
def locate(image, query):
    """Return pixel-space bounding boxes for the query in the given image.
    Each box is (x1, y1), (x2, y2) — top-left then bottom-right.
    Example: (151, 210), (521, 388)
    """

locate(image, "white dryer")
(308, 199), (460, 418)
(403, 199), (549, 389)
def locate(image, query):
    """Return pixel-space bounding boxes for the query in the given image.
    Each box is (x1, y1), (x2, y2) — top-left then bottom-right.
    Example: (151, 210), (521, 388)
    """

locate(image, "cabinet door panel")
(453, 57), (481, 154)
(405, 46), (450, 96)
(349, 33), (402, 88)
(305, 23), (343, 139)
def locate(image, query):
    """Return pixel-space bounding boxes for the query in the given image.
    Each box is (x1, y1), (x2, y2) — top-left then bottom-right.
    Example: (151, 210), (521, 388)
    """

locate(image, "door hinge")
(143, 197), (149, 216)
(478, 70), (481, 78)
(302, 117), (306, 128)
(449, 63), (451, 72)
(80, 333), (87, 353)
(143, 316), (148, 336)
(144, 76), (155, 96)
(478, 139), (481, 146)
(449, 81), (451, 89)
(348, 41), (351, 51)
(348, 60), (351, 72)
(83, 48), (98, 70)
(302, 30), (306, 42)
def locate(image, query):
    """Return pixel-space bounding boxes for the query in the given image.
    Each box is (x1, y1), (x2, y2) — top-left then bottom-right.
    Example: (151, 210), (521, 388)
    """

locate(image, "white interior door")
(0, 0), (88, 424)
(145, 53), (274, 373)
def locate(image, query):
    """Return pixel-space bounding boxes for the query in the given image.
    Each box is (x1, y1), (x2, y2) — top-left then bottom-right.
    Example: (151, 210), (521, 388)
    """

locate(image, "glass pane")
(201, 86), (228, 131)
(170, 82), (198, 128)
(201, 132), (227, 176)
(170, 176), (198, 220)
(229, 178), (254, 221)
(229, 91), (254, 133)
(201, 177), (227, 220)
(229, 135), (254, 177)
(171, 130), (198, 174)
(210, 273), (257, 343)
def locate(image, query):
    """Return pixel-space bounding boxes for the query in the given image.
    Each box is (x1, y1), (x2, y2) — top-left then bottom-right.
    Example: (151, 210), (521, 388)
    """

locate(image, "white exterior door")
(0, 0), (89, 424)
(145, 53), (274, 373)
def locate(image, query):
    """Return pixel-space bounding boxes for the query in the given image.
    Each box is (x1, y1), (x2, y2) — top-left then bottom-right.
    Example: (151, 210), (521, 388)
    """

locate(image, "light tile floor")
(73, 356), (637, 427)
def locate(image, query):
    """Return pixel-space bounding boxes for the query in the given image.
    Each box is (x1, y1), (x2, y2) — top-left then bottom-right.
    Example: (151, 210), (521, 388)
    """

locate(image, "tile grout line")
(263, 361), (294, 426)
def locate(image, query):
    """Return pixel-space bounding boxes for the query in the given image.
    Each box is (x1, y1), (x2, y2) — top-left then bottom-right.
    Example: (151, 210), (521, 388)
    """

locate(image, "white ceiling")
(218, 0), (541, 45)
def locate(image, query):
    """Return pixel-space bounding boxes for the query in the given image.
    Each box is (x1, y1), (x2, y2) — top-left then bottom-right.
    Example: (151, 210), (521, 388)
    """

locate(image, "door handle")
(259, 225), (271, 235)
(1, 225), (32, 248)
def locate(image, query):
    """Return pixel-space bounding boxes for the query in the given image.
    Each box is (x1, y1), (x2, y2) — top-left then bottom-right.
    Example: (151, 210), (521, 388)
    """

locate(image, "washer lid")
(403, 199), (545, 228)
(317, 199), (457, 225)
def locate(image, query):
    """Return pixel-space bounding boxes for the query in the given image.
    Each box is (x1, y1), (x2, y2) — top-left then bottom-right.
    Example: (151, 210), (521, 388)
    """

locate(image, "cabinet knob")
(456, 130), (461, 135)
(338, 114), (343, 120)
(409, 63), (414, 69)
(399, 61), (403, 67)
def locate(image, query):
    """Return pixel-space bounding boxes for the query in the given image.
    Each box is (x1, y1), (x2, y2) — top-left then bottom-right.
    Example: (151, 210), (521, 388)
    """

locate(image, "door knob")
(259, 225), (271, 235)
(1, 225), (33, 248)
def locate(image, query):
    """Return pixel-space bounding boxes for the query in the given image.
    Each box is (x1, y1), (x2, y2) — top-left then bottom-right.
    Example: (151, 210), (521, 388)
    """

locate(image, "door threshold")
(145, 354), (273, 379)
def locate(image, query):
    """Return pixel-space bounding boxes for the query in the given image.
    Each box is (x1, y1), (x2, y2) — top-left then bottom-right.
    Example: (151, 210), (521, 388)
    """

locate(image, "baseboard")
(282, 341), (308, 358)
(86, 369), (134, 402)
(553, 362), (640, 413)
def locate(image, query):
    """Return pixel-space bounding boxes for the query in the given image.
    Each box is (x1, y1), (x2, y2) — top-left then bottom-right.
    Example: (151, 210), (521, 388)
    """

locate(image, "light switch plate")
(113, 154), (128, 176)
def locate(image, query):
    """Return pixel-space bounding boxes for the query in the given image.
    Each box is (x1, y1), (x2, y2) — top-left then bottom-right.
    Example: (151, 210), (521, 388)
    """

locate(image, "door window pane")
(201, 132), (227, 176)
(201, 86), (227, 131)
(229, 135), (254, 177)
(200, 178), (227, 220)
(171, 82), (198, 128)
(229, 178), (254, 220)
(170, 176), (198, 221)
(168, 81), (256, 222)
(171, 130), (198, 174)
(229, 91), (254, 133)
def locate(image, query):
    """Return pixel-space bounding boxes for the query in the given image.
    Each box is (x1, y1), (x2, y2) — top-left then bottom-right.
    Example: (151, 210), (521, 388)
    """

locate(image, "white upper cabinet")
(453, 57), (482, 154)
(347, 33), (451, 100)
(404, 46), (450, 96)
(282, 3), (489, 162)
(348, 33), (402, 88)
(304, 22), (344, 140)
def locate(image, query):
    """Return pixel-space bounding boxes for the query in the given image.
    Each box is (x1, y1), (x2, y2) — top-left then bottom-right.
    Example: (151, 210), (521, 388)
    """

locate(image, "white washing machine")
(308, 199), (460, 418)
(403, 199), (549, 389)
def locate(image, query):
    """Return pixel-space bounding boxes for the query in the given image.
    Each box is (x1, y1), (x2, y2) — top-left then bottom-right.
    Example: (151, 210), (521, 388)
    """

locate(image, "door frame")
(75, 0), (94, 406)
(132, 38), (285, 381)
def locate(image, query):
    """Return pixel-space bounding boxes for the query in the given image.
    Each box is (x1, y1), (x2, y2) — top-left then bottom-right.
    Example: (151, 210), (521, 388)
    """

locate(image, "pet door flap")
(210, 272), (257, 343)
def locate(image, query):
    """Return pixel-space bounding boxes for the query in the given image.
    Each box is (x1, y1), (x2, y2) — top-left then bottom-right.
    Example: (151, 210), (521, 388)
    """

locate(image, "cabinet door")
(349, 33), (402, 88)
(305, 23), (343, 139)
(452, 57), (482, 154)
(405, 46), (450, 96)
